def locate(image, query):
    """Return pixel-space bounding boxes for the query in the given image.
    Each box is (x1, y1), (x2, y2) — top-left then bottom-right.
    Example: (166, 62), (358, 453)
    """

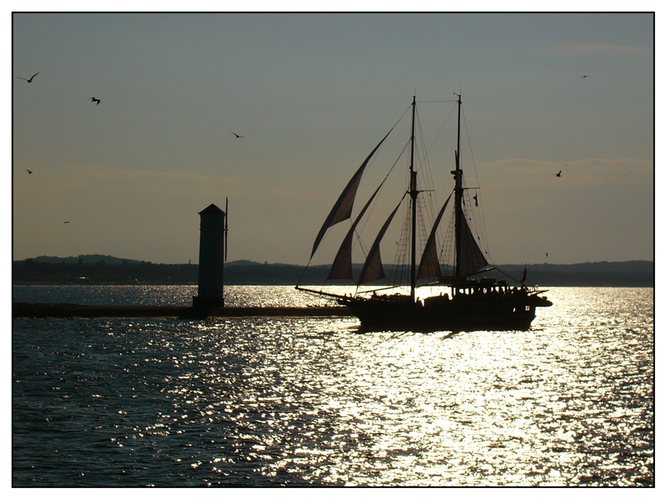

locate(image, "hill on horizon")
(17, 254), (654, 268)
(12, 254), (654, 287)
(21, 254), (263, 267)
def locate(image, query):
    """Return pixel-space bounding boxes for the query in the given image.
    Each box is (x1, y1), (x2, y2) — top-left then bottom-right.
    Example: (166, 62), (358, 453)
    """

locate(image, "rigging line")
(424, 100), (458, 248)
(310, 103), (411, 264)
(426, 104), (456, 159)
(496, 266), (524, 284)
(436, 189), (454, 256)
(422, 103), (456, 237)
(390, 181), (415, 286)
(416, 197), (430, 263)
(296, 255), (313, 287)
(462, 190), (485, 258)
(386, 101), (415, 136)
(306, 100), (415, 288)
(356, 284), (405, 294)
(414, 107), (437, 225)
(353, 226), (369, 256)
(461, 107), (493, 264)
(417, 99), (459, 103)
(355, 192), (409, 295)
(461, 108), (489, 248)
(356, 138), (411, 241)
(437, 210), (456, 273)
(392, 203), (411, 286)
(345, 99), (413, 236)
(435, 189), (456, 269)
(415, 105), (451, 234)
(419, 117), (436, 213)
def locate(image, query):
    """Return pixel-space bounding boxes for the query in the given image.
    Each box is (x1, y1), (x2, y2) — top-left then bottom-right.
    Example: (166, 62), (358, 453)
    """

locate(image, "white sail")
(357, 197), (405, 285)
(458, 213), (489, 277)
(417, 192), (453, 280)
(328, 182), (384, 280)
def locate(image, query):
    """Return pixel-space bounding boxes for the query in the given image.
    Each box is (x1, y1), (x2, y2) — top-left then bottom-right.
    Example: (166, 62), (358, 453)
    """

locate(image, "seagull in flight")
(232, 132), (245, 139)
(555, 170), (562, 177)
(579, 75), (591, 79)
(17, 72), (39, 83)
(25, 169), (33, 174)
(63, 220), (70, 224)
(90, 97), (101, 105)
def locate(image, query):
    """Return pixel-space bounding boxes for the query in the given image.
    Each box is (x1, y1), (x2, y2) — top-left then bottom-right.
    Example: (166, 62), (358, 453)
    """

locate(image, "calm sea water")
(12, 286), (654, 486)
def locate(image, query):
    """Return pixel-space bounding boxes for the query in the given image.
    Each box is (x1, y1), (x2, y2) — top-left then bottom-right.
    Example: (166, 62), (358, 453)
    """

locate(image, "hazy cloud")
(553, 42), (651, 56)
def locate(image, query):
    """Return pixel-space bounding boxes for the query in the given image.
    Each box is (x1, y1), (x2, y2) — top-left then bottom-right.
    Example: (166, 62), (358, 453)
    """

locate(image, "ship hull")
(338, 292), (551, 332)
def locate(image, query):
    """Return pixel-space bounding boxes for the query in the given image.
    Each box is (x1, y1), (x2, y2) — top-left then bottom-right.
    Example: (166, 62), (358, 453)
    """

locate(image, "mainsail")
(310, 127), (394, 258)
(357, 196), (405, 285)
(458, 213), (489, 277)
(417, 191), (453, 280)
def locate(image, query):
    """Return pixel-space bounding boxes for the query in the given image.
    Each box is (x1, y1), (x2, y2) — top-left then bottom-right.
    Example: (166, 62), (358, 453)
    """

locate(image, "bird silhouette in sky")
(556, 170), (562, 177)
(17, 72), (39, 83)
(63, 220), (70, 224)
(579, 75), (591, 79)
(90, 97), (101, 105)
(232, 132), (245, 139)
(25, 169), (33, 174)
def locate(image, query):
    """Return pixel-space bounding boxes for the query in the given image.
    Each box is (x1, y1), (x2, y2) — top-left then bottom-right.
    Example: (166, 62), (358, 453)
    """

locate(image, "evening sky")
(11, 10), (654, 265)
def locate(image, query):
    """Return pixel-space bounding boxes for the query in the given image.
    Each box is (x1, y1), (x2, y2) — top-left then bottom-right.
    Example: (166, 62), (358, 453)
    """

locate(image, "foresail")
(328, 231), (354, 280)
(417, 192), (453, 280)
(458, 214), (489, 277)
(310, 127), (395, 258)
(328, 182), (384, 280)
(357, 196), (405, 285)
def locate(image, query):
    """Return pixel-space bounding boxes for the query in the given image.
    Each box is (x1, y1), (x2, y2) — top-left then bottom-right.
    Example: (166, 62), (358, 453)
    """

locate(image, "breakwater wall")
(13, 303), (351, 319)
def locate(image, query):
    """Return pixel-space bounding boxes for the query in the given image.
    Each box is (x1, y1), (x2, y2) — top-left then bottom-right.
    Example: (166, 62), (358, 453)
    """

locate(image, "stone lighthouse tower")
(193, 202), (227, 308)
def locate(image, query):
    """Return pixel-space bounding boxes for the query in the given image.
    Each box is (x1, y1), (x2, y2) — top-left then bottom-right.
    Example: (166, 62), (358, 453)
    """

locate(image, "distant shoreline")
(12, 256), (654, 287)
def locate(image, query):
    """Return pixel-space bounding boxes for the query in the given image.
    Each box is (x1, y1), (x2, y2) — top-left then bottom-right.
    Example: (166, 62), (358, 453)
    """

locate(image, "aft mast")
(453, 92), (464, 282)
(409, 96), (418, 303)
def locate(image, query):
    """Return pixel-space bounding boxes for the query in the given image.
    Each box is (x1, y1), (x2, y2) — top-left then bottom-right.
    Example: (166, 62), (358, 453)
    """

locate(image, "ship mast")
(409, 96), (418, 302)
(453, 92), (463, 282)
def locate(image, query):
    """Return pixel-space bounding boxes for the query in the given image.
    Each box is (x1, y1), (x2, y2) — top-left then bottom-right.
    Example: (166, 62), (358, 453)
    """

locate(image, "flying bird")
(90, 97), (101, 105)
(25, 169), (33, 174)
(232, 132), (245, 139)
(17, 72), (39, 83)
(555, 170), (562, 177)
(579, 75), (591, 79)
(63, 220), (70, 224)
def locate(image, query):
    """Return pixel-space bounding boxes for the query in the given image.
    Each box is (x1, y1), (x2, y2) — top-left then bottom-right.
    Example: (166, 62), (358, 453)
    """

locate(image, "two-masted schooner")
(298, 94), (552, 331)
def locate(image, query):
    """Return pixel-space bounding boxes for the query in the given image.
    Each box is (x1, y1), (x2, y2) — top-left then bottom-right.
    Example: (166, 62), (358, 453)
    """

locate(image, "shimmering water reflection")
(13, 287), (653, 486)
